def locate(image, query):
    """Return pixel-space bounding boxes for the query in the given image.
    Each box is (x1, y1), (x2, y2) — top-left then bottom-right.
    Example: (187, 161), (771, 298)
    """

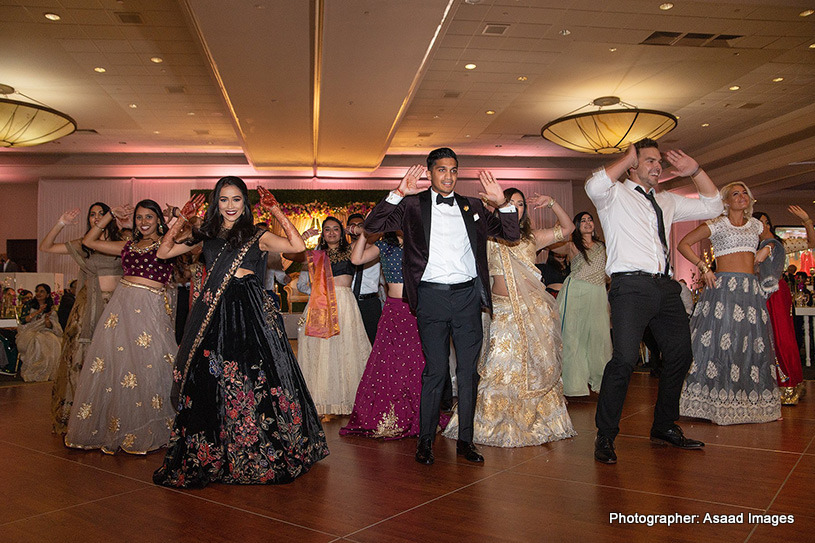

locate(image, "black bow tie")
(436, 193), (455, 206)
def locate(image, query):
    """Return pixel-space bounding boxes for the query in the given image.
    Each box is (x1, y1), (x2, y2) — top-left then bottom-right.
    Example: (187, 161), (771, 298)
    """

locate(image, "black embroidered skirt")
(153, 274), (328, 488)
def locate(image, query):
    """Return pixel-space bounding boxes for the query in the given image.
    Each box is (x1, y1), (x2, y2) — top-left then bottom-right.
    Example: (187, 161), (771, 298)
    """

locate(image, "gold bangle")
(697, 260), (710, 274)
(553, 224), (564, 242)
(547, 198), (556, 209)
(804, 219), (813, 225)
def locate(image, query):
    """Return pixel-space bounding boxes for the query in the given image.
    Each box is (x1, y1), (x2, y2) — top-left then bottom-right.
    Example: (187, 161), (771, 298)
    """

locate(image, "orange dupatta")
(305, 250), (340, 338)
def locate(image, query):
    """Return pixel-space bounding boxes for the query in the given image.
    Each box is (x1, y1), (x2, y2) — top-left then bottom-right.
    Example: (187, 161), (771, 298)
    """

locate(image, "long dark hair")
(27, 283), (54, 313)
(547, 250), (569, 274)
(752, 211), (782, 241)
(501, 187), (533, 240)
(82, 202), (120, 257)
(572, 211), (603, 263)
(131, 199), (168, 242)
(317, 216), (349, 251)
(382, 231), (401, 247)
(198, 176), (256, 248)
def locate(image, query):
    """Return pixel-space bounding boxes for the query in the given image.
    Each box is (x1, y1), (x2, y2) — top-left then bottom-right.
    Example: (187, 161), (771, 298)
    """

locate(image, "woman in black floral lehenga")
(153, 177), (328, 488)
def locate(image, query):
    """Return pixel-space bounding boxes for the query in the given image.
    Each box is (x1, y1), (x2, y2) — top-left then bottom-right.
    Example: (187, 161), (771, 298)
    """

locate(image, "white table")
(794, 306), (815, 367)
(0, 318), (17, 329)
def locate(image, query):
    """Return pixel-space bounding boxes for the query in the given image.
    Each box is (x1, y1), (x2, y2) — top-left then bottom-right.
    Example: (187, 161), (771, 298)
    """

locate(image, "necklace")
(130, 239), (161, 254)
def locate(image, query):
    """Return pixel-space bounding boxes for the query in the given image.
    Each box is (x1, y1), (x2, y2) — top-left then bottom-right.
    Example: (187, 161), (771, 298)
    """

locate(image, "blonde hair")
(720, 182), (754, 218)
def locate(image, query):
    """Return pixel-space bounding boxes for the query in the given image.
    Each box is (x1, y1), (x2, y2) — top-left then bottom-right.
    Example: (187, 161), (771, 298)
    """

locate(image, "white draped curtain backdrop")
(37, 177), (574, 281)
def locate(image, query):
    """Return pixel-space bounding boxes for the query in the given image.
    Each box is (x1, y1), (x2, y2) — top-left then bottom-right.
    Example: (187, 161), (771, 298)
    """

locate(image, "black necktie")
(436, 194), (455, 206)
(352, 265), (363, 299)
(635, 186), (671, 273)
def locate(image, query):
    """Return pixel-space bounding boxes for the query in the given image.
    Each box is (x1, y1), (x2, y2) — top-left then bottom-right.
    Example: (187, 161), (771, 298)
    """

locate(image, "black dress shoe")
(456, 440), (484, 463)
(415, 436), (434, 465)
(650, 424), (704, 449)
(594, 435), (617, 464)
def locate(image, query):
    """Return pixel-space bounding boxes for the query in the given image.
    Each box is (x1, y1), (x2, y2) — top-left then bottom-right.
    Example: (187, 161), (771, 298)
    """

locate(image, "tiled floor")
(1, 376), (812, 542)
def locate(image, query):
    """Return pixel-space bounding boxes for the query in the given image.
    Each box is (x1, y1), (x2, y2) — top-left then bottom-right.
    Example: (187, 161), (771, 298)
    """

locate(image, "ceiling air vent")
(738, 103), (762, 109)
(443, 91), (461, 99)
(74, 128), (99, 135)
(641, 31), (743, 48)
(165, 85), (187, 94)
(115, 12), (144, 25)
(417, 132), (433, 138)
(194, 129), (210, 135)
(482, 24), (509, 36)
(641, 31), (681, 46)
(675, 33), (714, 47)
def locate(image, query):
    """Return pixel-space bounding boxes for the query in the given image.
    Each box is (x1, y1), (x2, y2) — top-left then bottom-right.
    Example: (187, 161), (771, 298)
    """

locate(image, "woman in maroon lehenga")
(339, 229), (446, 439)
(754, 207), (815, 405)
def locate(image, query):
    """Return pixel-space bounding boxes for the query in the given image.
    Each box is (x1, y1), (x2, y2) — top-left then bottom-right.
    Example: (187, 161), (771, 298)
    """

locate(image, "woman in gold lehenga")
(444, 185), (577, 447)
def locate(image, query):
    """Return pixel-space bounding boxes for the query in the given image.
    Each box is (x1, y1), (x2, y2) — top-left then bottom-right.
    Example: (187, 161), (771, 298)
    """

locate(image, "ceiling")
(1, 0), (814, 203)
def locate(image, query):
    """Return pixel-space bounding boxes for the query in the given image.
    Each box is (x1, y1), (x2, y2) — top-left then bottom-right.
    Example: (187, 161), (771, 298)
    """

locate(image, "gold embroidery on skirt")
(136, 332), (152, 348)
(104, 313), (119, 329)
(121, 372), (138, 389)
(90, 357), (105, 374)
(77, 403), (92, 419)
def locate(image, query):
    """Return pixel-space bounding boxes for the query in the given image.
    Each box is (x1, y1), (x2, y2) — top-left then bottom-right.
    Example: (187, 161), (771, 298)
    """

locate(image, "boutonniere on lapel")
(463, 205), (469, 212)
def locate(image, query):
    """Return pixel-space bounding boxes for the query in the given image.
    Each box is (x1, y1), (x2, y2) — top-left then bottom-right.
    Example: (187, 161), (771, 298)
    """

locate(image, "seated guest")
(17, 283), (62, 382)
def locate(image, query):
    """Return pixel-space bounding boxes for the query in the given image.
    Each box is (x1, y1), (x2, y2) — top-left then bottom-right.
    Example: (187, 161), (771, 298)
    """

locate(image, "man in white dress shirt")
(585, 138), (722, 464)
(363, 148), (520, 465)
(347, 213), (383, 345)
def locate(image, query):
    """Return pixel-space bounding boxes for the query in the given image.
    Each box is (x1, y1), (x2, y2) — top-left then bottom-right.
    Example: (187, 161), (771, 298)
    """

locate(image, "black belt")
(357, 292), (379, 300)
(611, 271), (670, 279)
(419, 278), (476, 291)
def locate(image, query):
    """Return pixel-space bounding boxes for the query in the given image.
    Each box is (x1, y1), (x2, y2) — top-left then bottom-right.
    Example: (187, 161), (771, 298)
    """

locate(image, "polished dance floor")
(1, 375), (813, 542)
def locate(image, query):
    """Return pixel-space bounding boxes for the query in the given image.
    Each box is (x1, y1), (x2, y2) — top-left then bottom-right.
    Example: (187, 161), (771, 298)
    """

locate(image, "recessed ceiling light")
(729, 85), (740, 91)
(810, 43), (815, 49)
(517, 75), (528, 81)
(773, 77), (784, 82)
(150, 57), (163, 64)
(433, 115), (440, 119)
(187, 112), (196, 116)
(153, 131), (160, 134)
(44, 13), (61, 21)
(128, 103), (137, 108)
(93, 67), (106, 73)
(559, 29), (571, 36)
(609, 47), (617, 52)
(659, 3), (674, 10)
(465, 134), (471, 138)
(464, 63), (477, 70)
(799, 9), (814, 17)
(485, 110), (495, 115)
(701, 123), (710, 127)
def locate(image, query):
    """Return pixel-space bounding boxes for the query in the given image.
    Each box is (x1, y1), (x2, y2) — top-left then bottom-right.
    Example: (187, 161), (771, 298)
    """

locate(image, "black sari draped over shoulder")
(153, 229), (328, 488)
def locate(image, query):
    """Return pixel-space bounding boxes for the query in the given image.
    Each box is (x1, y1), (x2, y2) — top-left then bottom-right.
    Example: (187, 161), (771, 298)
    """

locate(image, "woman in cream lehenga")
(17, 283), (62, 382)
(444, 184), (577, 447)
(39, 203), (124, 433)
(293, 217), (371, 417)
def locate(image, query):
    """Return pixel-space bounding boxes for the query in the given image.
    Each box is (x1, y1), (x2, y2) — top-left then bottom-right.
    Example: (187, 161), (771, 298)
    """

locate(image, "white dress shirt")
(585, 167), (723, 275)
(353, 261), (382, 295)
(384, 188), (515, 284)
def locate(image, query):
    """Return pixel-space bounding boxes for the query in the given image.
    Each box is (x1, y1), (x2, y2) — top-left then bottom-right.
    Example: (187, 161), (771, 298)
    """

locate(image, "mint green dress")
(557, 243), (611, 396)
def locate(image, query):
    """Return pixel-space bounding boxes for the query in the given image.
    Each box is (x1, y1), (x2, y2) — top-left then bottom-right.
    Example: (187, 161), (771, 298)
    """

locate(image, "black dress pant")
(595, 275), (692, 439)
(415, 282), (482, 442)
(356, 295), (382, 346)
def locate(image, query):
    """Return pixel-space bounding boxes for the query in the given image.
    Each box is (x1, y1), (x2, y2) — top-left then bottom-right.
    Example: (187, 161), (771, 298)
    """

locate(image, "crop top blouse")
(121, 241), (173, 284)
(202, 236), (267, 277)
(706, 216), (762, 257)
(375, 239), (404, 283)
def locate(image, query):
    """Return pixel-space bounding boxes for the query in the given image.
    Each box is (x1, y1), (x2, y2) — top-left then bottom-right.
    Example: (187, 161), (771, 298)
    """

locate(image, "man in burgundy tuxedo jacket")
(362, 147), (520, 465)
